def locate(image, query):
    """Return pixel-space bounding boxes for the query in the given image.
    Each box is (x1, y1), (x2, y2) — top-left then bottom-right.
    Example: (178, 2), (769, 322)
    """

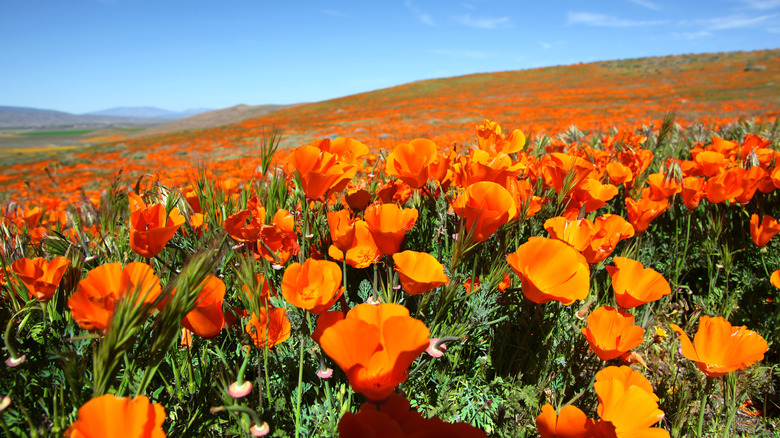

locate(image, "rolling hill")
(1, 48), (778, 198)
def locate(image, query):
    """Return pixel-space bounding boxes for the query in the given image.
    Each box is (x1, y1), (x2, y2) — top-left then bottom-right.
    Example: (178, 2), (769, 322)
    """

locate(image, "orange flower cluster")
(537, 366), (667, 437)
(224, 196), (300, 265)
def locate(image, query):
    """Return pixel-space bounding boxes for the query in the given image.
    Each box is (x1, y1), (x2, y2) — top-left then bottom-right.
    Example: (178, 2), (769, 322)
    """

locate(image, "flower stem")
(294, 332), (306, 438)
(697, 378), (712, 437)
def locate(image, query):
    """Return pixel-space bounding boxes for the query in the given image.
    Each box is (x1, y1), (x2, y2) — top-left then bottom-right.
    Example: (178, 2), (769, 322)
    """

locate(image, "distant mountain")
(0, 105), (213, 129)
(86, 107), (212, 119)
(134, 104), (300, 137)
(0, 105), (151, 128)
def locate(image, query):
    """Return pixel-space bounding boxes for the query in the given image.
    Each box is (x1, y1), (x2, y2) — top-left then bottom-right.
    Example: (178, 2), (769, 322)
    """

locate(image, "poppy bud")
(250, 422), (270, 437)
(228, 381), (253, 398)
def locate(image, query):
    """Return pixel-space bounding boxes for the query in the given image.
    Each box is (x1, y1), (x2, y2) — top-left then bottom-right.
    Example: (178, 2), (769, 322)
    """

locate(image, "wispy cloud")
(729, 0), (780, 10)
(322, 9), (350, 18)
(455, 14), (512, 29)
(405, 0), (436, 26)
(430, 49), (492, 59)
(689, 13), (779, 30)
(627, 0), (661, 10)
(541, 42), (553, 49)
(567, 12), (668, 27)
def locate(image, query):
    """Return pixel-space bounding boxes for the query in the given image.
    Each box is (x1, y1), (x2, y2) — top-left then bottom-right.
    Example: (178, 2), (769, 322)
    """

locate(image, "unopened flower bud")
(316, 367), (333, 379)
(5, 355), (25, 368)
(426, 338), (447, 358)
(250, 421), (270, 437)
(228, 381), (253, 398)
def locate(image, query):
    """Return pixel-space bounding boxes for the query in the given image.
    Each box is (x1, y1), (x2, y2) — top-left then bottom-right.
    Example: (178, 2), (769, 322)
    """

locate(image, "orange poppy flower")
(281, 258), (344, 314)
(385, 138), (438, 189)
(681, 176), (706, 210)
(581, 214), (635, 265)
(181, 186), (201, 214)
(645, 173), (682, 201)
(735, 166), (767, 204)
(581, 306), (644, 361)
(506, 237), (589, 305)
(289, 144), (355, 201)
(570, 178), (619, 213)
(245, 306), (291, 349)
(625, 196), (668, 233)
(223, 197), (266, 242)
(606, 161), (634, 187)
(328, 209), (357, 253)
(10, 256), (69, 302)
(180, 275), (225, 339)
(255, 209), (300, 266)
(451, 181), (517, 243)
(392, 251), (449, 295)
(475, 119), (525, 156)
(316, 302), (430, 401)
(363, 203), (418, 255)
(750, 214), (780, 247)
(339, 393), (487, 438)
(344, 184), (372, 212)
(593, 376), (667, 437)
(451, 149), (523, 188)
(64, 394), (166, 438)
(771, 269), (780, 289)
(129, 203), (185, 258)
(328, 220), (382, 269)
(544, 217), (596, 252)
(669, 316), (768, 378)
(705, 167), (743, 204)
(536, 404), (596, 438)
(540, 153), (595, 195)
(68, 262), (161, 332)
(694, 150), (727, 177)
(594, 366), (658, 401)
(313, 137), (369, 165)
(607, 257), (671, 310)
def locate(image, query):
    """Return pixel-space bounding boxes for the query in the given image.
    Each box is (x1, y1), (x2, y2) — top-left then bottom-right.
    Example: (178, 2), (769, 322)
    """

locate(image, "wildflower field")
(1, 49), (779, 437)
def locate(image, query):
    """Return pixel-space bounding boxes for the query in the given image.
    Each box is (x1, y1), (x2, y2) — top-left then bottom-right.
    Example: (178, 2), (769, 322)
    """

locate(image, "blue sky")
(2, 0), (778, 114)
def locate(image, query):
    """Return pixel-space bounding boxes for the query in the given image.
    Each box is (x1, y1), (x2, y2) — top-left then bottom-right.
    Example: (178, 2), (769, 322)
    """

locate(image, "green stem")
(236, 348), (251, 387)
(697, 378), (712, 437)
(294, 332), (306, 438)
(722, 374), (740, 438)
(4, 310), (32, 363)
(263, 299), (272, 411)
(211, 404), (263, 429)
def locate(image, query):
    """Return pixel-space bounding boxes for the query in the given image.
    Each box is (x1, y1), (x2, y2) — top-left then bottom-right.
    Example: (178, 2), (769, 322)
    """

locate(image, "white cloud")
(541, 42), (553, 49)
(406, 0), (436, 26)
(690, 13), (778, 30)
(567, 12), (668, 27)
(729, 0), (780, 10)
(455, 14), (512, 29)
(627, 0), (661, 10)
